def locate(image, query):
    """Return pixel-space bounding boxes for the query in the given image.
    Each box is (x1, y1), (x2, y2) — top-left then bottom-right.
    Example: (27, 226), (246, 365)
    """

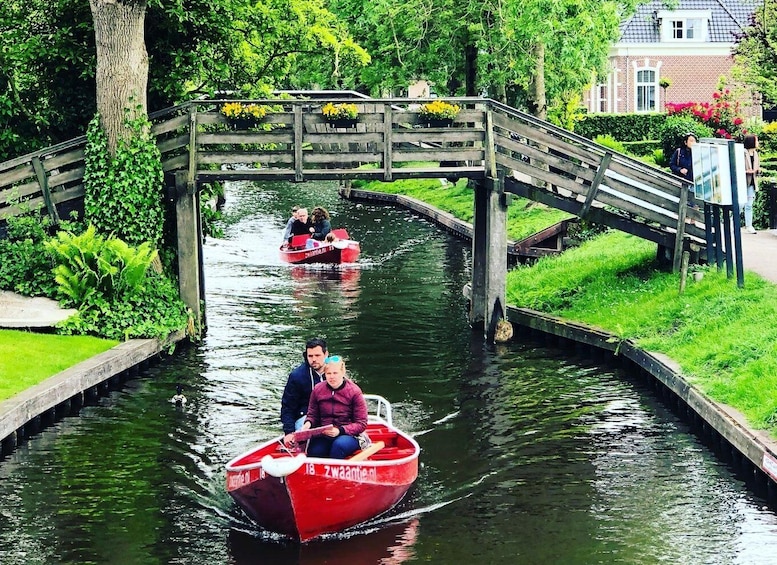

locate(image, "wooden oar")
(349, 441), (385, 462)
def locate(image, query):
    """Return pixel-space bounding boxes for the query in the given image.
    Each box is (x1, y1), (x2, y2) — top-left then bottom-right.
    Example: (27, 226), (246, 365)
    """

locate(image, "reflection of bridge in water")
(0, 93), (702, 340)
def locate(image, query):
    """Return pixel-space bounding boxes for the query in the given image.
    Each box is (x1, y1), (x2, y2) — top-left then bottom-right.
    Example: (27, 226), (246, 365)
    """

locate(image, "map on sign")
(691, 140), (746, 207)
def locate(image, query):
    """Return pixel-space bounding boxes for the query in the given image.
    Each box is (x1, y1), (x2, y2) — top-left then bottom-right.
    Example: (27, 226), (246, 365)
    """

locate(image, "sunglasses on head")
(325, 355), (341, 363)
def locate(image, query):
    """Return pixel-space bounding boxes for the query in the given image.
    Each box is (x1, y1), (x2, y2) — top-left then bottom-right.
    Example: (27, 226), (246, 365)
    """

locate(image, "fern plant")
(45, 225), (157, 306)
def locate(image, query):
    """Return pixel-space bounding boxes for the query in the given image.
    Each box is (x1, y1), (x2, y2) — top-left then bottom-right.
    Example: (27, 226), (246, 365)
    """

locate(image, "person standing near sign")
(743, 134), (761, 234)
(670, 133), (698, 210)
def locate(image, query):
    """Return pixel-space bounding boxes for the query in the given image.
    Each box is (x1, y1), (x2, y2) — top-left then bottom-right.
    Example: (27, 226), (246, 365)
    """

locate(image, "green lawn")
(0, 329), (118, 402)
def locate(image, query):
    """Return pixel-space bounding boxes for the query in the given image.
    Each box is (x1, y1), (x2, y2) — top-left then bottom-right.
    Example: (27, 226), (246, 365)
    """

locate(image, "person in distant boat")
(300, 355), (367, 459)
(281, 205), (300, 244)
(288, 208), (313, 243)
(281, 338), (328, 447)
(309, 206), (332, 241)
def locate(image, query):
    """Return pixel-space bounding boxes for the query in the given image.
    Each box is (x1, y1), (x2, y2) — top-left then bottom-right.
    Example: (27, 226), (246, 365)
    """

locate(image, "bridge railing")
(488, 101), (705, 249)
(149, 98), (489, 185)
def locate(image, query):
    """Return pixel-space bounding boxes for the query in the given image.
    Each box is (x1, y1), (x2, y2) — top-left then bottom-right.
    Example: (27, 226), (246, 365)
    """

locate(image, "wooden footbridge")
(0, 94), (703, 341)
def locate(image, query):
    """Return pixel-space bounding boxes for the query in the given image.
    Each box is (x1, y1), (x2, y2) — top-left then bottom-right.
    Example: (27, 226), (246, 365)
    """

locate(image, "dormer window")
(658, 10), (710, 42)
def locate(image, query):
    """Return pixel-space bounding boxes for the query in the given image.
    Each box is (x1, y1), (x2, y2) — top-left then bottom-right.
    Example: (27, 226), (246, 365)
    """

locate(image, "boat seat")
(366, 432), (398, 447)
(369, 448), (416, 461)
(290, 234), (310, 248)
(331, 228), (349, 240)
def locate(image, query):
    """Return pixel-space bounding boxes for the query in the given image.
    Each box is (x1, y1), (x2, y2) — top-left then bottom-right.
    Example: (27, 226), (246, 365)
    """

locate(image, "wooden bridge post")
(470, 174), (508, 342)
(174, 170), (203, 333)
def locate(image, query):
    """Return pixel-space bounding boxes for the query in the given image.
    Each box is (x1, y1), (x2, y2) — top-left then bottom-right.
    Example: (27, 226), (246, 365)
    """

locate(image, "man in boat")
(288, 207), (313, 245)
(281, 205), (299, 245)
(281, 337), (328, 446)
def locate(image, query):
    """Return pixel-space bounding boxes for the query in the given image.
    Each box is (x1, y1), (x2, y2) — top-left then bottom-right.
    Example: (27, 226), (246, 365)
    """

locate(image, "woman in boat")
(309, 206), (332, 241)
(301, 355), (367, 459)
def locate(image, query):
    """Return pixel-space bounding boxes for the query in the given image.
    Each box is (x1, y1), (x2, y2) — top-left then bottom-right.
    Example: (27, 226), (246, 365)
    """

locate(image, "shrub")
(45, 225), (190, 340)
(659, 116), (714, 162)
(0, 215), (82, 297)
(593, 134), (625, 153)
(576, 113), (665, 142)
(760, 121), (777, 154)
(665, 87), (745, 140)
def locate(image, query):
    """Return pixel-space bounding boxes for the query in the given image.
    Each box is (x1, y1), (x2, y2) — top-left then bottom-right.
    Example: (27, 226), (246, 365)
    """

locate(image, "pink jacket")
(305, 379), (368, 437)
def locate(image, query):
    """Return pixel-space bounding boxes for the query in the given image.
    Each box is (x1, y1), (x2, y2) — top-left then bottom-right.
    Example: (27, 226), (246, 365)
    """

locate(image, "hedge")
(576, 113), (666, 142)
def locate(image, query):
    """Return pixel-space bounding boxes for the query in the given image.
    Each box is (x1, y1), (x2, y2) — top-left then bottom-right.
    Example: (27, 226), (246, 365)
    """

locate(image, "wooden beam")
(579, 151), (612, 218)
(31, 156), (59, 223)
(294, 105), (303, 182)
(349, 441), (385, 462)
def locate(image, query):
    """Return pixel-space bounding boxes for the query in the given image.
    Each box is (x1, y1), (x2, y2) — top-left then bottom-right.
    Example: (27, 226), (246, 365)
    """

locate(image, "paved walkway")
(740, 228), (777, 283)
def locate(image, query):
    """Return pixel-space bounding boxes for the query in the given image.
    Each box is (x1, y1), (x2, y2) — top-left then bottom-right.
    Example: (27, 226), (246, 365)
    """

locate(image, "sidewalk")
(741, 228), (777, 283)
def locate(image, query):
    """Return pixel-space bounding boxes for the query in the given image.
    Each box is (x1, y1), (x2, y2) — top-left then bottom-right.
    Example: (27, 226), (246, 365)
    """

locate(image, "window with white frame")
(636, 69), (656, 112)
(658, 10), (710, 42)
(598, 84), (608, 113)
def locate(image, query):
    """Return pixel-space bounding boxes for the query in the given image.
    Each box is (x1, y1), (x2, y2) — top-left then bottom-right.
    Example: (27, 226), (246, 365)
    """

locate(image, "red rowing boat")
(225, 395), (420, 542)
(279, 228), (360, 264)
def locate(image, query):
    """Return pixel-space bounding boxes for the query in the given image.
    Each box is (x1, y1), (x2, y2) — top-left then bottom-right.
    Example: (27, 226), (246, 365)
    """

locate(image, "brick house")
(586, 0), (761, 117)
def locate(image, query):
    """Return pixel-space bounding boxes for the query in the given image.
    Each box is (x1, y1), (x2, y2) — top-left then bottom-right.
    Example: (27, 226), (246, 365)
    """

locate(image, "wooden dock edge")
(0, 331), (188, 458)
(504, 304), (777, 494)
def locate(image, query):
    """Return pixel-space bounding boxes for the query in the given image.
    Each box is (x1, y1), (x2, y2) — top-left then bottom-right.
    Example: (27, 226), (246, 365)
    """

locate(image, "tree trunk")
(464, 42), (478, 97)
(89, 0), (149, 155)
(527, 41), (546, 120)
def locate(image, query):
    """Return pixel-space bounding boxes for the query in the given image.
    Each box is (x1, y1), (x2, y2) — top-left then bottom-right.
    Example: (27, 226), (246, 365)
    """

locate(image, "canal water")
(2, 180), (777, 564)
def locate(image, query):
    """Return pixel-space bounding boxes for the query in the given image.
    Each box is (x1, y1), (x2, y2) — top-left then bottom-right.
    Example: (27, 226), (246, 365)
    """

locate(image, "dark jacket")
(305, 379), (368, 437)
(280, 363), (325, 434)
(289, 218), (313, 239)
(670, 146), (694, 181)
(311, 219), (331, 241)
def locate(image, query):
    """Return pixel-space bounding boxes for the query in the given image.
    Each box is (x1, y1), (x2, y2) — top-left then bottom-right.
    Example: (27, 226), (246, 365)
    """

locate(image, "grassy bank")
(0, 329), (117, 402)
(353, 177), (574, 241)
(360, 176), (777, 438)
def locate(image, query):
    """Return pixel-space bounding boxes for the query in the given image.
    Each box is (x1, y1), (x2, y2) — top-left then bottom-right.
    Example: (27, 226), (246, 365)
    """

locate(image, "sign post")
(691, 139), (746, 287)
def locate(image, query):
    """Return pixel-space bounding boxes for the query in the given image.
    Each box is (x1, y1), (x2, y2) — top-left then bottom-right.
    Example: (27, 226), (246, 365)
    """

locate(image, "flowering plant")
(665, 88), (744, 139)
(221, 102), (267, 121)
(321, 103), (358, 121)
(419, 100), (460, 121)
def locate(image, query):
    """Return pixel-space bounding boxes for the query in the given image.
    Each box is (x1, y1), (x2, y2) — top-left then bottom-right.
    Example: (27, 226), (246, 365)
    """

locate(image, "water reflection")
(229, 518), (420, 564)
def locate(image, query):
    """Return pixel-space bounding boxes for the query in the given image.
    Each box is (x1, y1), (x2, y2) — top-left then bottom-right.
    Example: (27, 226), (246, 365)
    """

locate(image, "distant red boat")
(279, 228), (360, 264)
(225, 395), (420, 542)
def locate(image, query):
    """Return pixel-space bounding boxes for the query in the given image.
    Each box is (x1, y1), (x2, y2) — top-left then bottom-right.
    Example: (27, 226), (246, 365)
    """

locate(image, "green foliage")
(593, 134), (625, 154)
(83, 112), (164, 249)
(0, 215), (78, 297)
(732, 0), (777, 106)
(659, 116), (714, 162)
(200, 182), (226, 239)
(45, 225), (189, 341)
(622, 140), (662, 157)
(760, 121), (777, 154)
(575, 113), (666, 142)
(45, 225), (158, 306)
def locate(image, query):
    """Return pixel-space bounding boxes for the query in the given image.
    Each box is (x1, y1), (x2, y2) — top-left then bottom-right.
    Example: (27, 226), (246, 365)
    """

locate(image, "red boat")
(279, 228), (360, 264)
(225, 395), (420, 542)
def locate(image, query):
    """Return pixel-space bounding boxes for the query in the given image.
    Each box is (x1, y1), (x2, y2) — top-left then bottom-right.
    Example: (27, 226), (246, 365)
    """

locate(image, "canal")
(1, 180), (777, 564)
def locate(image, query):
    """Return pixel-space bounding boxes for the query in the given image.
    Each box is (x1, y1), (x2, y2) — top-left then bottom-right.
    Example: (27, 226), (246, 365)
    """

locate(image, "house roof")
(619, 0), (760, 43)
